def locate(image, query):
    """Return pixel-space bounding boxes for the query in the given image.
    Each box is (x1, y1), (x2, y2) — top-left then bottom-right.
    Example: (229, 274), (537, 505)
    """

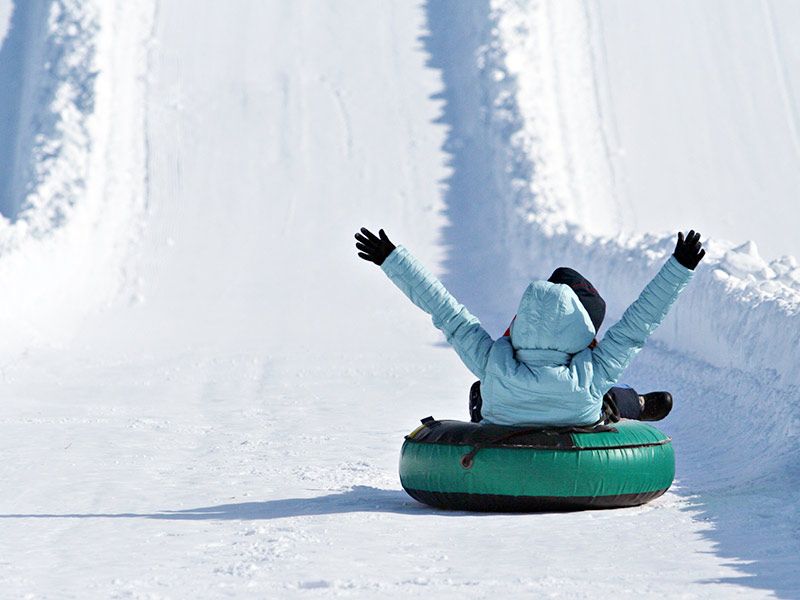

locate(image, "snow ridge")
(0, 0), (154, 352)
(0, 1), (98, 242)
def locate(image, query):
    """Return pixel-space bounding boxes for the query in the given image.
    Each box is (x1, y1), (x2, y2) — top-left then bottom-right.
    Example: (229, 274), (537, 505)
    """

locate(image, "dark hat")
(548, 267), (606, 333)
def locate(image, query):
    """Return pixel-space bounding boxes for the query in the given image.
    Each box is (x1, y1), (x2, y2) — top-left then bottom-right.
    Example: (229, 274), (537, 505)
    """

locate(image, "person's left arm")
(591, 230), (704, 394)
(355, 228), (493, 379)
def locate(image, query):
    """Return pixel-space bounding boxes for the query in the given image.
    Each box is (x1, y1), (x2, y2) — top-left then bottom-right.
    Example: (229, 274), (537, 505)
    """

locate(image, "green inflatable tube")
(399, 418), (674, 512)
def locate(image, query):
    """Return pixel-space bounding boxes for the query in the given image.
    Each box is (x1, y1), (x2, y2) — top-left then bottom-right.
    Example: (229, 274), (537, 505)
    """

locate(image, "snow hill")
(0, 0), (797, 597)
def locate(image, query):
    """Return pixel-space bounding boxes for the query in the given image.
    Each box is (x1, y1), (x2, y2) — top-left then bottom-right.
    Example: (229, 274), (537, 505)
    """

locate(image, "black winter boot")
(639, 392), (673, 421)
(469, 381), (483, 423)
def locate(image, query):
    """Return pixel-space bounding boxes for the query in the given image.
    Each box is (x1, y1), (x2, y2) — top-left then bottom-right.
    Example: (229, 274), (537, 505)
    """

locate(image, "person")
(354, 227), (705, 427)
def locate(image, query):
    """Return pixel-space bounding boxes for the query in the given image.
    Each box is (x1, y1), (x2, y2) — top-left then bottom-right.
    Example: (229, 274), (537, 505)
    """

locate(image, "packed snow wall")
(0, 0), (153, 352)
(0, 1), (12, 46)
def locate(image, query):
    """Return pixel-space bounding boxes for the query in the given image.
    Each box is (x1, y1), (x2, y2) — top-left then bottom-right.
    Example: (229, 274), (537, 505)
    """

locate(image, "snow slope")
(0, 0), (796, 597)
(588, 0), (800, 261)
(0, 0), (150, 351)
(496, 0), (800, 263)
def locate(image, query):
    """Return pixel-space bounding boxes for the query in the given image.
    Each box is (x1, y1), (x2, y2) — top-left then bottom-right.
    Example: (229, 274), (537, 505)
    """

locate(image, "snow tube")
(399, 417), (674, 512)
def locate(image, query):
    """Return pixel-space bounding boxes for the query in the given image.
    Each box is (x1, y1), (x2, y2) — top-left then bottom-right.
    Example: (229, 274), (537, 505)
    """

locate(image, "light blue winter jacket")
(381, 245), (694, 426)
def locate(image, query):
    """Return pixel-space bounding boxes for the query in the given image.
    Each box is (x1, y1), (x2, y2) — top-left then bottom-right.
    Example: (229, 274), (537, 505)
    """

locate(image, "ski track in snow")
(0, 0), (796, 597)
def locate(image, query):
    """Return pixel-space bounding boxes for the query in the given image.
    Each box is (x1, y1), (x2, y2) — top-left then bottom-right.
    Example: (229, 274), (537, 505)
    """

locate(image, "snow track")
(0, 0), (797, 597)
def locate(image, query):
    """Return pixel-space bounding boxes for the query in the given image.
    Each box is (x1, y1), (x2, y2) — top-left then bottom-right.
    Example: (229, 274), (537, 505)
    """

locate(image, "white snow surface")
(0, 1), (11, 45)
(0, 0), (797, 598)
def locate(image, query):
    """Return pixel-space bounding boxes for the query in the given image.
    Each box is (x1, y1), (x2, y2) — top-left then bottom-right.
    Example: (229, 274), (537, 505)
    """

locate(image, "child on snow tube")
(354, 228), (705, 427)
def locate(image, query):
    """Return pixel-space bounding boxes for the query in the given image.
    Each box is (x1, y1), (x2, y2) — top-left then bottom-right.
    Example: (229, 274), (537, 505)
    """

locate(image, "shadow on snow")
(0, 486), (486, 520)
(419, 0), (530, 338)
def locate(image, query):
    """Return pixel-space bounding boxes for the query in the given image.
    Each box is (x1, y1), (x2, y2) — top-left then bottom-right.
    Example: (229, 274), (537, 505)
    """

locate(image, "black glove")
(355, 227), (396, 266)
(673, 230), (706, 270)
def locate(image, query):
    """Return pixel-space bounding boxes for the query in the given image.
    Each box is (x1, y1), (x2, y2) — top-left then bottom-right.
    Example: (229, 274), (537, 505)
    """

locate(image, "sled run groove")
(0, 0), (796, 597)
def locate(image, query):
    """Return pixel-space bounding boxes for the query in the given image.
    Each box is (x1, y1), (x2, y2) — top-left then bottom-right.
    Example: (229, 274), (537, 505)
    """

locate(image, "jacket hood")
(510, 281), (596, 354)
(547, 267), (606, 333)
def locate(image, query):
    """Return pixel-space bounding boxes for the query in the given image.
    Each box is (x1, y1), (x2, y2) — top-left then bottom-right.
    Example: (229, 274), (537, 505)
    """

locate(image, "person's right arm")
(355, 227), (494, 379)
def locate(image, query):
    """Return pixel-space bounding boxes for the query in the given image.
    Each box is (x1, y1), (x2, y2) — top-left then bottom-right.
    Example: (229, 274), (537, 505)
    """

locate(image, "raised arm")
(355, 227), (493, 379)
(591, 230), (705, 395)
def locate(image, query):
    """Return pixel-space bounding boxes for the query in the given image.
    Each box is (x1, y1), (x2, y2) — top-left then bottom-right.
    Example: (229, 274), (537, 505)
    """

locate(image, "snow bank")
(488, 0), (800, 387)
(0, 1), (11, 45)
(0, 0), (153, 352)
(0, 0), (100, 231)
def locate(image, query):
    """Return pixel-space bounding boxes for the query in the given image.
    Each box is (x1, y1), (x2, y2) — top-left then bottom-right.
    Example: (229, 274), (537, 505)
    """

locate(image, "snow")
(0, 0), (797, 597)
(498, 0), (800, 262)
(0, 0), (150, 352)
(0, 1), (10, 45)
